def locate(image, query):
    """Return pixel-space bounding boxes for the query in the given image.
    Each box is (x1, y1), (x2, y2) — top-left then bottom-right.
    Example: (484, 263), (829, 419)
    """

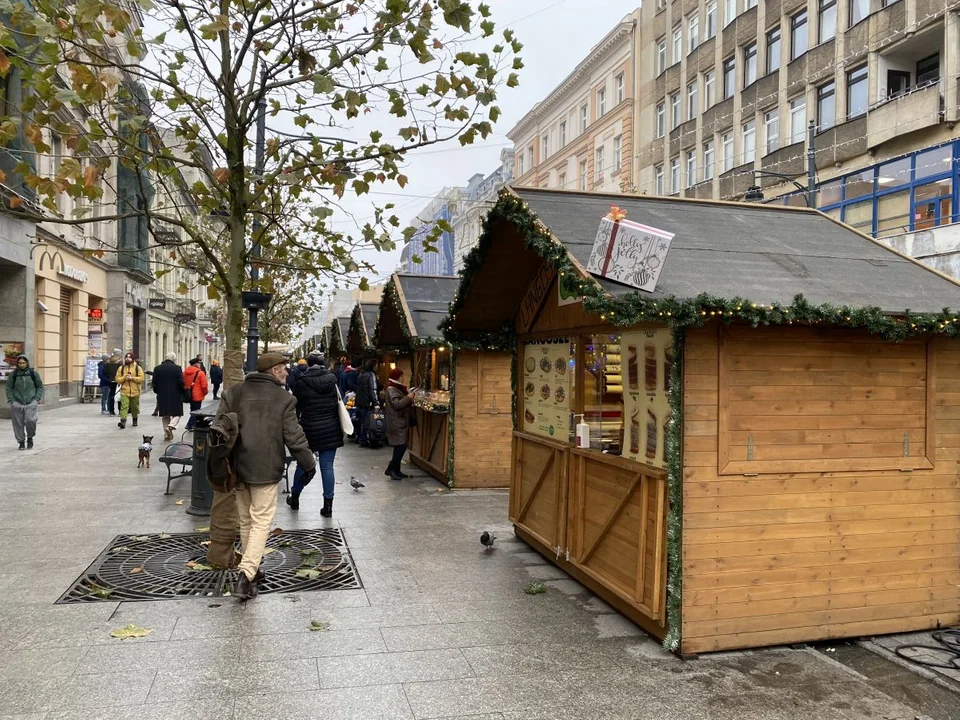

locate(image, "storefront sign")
(620, 328), (673, 469)
(587, 208), (674, 292)
(517, 260), (554, 333)
(522, 338), (571, 441)
(57, 265), (89, 283)
(148, 298), (167, 310)
(87, 308), (103, 321)
(557, 272), (583, 307)
(125, 282), (146, 309)
(0, 341), (25, 382)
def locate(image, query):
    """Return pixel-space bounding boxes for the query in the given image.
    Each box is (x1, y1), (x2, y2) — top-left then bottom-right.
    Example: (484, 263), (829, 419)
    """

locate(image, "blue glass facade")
(404, 203), (456, 276)
(775, 140), (959, 238)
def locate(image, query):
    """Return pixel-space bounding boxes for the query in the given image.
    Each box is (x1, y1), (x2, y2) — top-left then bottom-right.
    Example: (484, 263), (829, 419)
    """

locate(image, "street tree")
(0, 0), (522, 383)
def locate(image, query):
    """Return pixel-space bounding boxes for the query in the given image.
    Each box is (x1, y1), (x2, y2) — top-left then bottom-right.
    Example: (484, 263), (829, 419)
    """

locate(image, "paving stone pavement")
(0, 398), (952, 719)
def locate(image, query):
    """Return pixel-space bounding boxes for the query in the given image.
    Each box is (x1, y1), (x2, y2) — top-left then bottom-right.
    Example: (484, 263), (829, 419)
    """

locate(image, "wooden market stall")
(446, 186), (960, 654)
(373, 273), (513, 488)
(328, 315), (350, 361)
(347, 301), (380, 366)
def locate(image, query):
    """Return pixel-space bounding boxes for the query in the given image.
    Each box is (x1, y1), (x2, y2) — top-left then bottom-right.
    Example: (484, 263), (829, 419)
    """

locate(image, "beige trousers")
(235, 482), (279, 581)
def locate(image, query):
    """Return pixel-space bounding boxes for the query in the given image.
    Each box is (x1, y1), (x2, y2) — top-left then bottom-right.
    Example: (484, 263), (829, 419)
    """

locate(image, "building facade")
(451, 149), (515, 273)
(508, 11), (641, 195)
(400, 189), (463, 276)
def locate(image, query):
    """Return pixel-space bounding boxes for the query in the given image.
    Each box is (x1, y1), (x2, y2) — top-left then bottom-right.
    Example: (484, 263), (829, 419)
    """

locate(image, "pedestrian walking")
(210, 360), (223, 399)
(115, 352), (144, 429)
(339, 362), (358, 395)
(286, 357), (308, 393)
(355, 359), (379, 447)
(104, 350), (122, 415)
(5, 355), (42, 450)
(183, 358), (209, 431)
(215, 352), (315, 600)
(384, 367), (415, 480)
(152, 353), (184, 441)
(97, 353), (112, 415)
(288, 353), (344, 516)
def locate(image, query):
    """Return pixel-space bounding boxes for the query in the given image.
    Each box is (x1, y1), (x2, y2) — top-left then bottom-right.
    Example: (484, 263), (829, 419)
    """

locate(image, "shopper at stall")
(152, 353), (185, 441)
(288, 353), (344, 516)
(354, 359), (379, 447)
(384, 367), (415, 480)
(6, 355), (42, 450)
(115, 352), (144, 429)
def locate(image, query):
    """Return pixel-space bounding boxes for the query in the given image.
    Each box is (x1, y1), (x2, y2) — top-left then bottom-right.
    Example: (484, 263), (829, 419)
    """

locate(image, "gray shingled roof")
(335, 316), (351, 345)
(395, 275), (460, 339)
(514, 188), (960, 314)
(360, 302), (379, 343)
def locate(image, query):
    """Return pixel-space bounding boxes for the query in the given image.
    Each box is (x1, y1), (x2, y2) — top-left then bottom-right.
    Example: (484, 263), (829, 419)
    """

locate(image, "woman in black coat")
(288, 354), (344, 517)
(152, 353), (185, 442)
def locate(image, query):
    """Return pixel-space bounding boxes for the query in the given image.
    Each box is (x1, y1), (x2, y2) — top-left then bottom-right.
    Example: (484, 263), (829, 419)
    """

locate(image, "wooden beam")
(581, 471), (644, 565)
(518, 450), (556, 523)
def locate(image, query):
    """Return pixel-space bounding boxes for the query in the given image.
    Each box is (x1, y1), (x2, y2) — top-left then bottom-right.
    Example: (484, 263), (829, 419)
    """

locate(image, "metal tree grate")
(57, 528), (362, 603)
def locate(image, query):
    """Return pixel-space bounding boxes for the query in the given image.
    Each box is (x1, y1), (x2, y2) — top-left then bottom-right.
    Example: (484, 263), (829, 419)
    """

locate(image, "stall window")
(914, 180), (953, 230)
(876, 188), (911, 236)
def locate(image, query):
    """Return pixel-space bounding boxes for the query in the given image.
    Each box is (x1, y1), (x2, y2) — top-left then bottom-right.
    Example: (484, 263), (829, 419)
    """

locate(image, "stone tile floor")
(0, 398), (954, 718)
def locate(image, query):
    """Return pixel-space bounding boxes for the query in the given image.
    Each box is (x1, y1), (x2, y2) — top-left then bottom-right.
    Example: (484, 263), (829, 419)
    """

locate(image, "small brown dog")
(138, 436), (154, 469)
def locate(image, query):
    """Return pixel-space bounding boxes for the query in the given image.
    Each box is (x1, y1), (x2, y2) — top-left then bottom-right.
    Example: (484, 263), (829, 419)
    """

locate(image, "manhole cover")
(57, 528), (362, 603)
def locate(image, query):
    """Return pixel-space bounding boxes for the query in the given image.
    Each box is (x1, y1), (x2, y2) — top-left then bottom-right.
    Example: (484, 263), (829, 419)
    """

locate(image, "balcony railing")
(867, 80), (942, 149)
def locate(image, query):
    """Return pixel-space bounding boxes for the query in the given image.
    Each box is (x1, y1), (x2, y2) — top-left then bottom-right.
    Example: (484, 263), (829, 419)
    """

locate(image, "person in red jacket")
(183, 357), (209, 431)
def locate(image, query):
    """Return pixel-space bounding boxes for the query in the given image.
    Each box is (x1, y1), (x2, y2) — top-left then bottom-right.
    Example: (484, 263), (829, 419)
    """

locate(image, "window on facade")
(876, 189), (911, 236)
(791, 10), (808, 60)
(597, 87), (606, 118)
(673, 25), (683, 64)
(581, 104), (588, 133)
(743, 42), (757, 86)
(722, 131), (734, 172)
(518, 154), (524, 176)
(686, 149), (697, 188)
(764, 108), (778, 154)
(843, 200), (874, 234)
(706, 0), (717, 38)
(704, 70), (716, 110)
(657, 38), (667, 74)
(916, 144), (952, 179)
(656, 102), (665, 138)
(817, 80), (835, 131)
(767, 27), (781, 72)
(844, 169), (875, 200)
(687, 81), (698, 121)
(723, 57), (735, 98)
(614, 135), (622, 171)
(671, 92), (681, 128)
(670, 156), (680, 193)
(819, 0), (837, 42)
(915, 180), (953, 230)
(818, 178), (842, 205)
(850, 0), (869, 25)
(655, 164), (665, 195)
(595, 147), (605, 182)
(688, 15), (699, 53)
(847, 66), (868, 119)
(542, 136), (549, 161)
(724, 0), (736, 26)
(616, 73), (625, 104)
(917, 53), (940, 85)
(527, 146), (534, 169)
(746, 0), (757, 7)
(704, 140), (715, 180)
(789, 96), (806, 143)
(742, 120), (756, 164)
(877, 157), (912, 187)
(558, 172), (566, 189)
(881, 0), (900, 7)
(580, 160), (588, 190)
(559, 121), (567, 148)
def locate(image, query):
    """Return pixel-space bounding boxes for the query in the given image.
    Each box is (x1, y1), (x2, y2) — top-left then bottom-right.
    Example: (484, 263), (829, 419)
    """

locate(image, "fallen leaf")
(130, 535), (150, 542)
(110, 624), (152, 640)
(159, 532), (171, 539)
(9, 195), (21, 209)
(278, 541), (295, 547)
(186, 560), (214, 571)
(299, 549), (320, 558)
(309, 620), (330, 631)
(174, 500), (184, 506)
(262, 548), (277, 555)
(295, 568), (321, 579)
(199, 540), (211, 547)
(88, 583), (114, 598)
(271, 527), (283, 536)
(130, 567), (144, 574)
(110, 546), (130, 554)
(195, 526), (209, 533)
(524, 582), (547, 596)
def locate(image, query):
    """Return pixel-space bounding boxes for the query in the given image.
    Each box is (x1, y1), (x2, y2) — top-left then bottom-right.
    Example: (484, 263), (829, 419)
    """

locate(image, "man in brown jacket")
(216, 352), (316, 599)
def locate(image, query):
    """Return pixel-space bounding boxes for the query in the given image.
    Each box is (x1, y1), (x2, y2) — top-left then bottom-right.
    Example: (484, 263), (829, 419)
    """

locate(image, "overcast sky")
(341, 0), (640, 288)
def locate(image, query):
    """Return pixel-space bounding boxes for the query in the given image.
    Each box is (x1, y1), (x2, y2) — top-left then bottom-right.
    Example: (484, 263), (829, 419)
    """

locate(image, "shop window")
(843, 200), (874, 234)
(877, 157), (912, 188)
(718, 326), (932, 474)
(844, 169), (874, 200)
(876, 188), (911, 236)
(914, 180), (953, 230)
(915, 144), (952, 180)
(817, 178), (842, 206)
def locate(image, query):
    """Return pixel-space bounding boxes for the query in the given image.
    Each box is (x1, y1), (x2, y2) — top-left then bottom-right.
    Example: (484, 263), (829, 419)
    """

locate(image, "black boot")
(397, 464), (409, 479)
(387, 463), (403, 481)
(132, 417), (138, 427)
(118, 419), (126, 429)
(26, 438), (33, 449)
(320, 497), (333, 517)
(286, 494), (299, 510)
(18, 442), (24, 450)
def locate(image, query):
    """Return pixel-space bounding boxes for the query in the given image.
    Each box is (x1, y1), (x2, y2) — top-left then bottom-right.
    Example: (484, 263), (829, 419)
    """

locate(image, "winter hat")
(389, 367), (404, 381)
(101, 353), (110, 361)
(297, 358), (307, 365)
(257, 352), (288, 373)
(124, 352), (134, 362)
(189, 357), (201, 366)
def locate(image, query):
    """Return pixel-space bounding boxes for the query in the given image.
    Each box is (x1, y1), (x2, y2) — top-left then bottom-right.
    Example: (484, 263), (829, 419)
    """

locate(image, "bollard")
(186, 409), (215, 516)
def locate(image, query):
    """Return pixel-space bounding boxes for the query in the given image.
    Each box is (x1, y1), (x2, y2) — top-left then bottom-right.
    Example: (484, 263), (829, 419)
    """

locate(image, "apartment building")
(400, 188), (463, 276)
(635, 0), (960, 272)
(451, 149), (515, 272)
(509, 11), (641, 194)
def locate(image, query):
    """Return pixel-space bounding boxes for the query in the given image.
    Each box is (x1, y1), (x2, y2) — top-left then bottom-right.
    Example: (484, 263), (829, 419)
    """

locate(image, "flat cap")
(257, 352), (288, 372)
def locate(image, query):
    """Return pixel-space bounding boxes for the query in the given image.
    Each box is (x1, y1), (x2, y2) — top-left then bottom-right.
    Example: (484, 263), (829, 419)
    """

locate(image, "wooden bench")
(160, 442), (193, 494)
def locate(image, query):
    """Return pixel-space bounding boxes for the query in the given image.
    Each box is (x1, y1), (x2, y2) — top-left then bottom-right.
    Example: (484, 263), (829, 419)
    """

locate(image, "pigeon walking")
(480, 531), (497, 550)
(350, 477), (365, 491)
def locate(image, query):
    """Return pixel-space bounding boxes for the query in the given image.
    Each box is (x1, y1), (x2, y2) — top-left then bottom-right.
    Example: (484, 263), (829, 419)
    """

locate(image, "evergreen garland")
(446, 354), (457, 488)
(663, 329), (685, 652)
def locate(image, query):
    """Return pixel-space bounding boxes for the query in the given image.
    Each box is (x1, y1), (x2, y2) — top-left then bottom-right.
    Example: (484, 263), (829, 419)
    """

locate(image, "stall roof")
(360, 302), (379, 344)
(334, 316), (351, 347)
(514, 188), (960, 313)
(395, 274), (460, 339)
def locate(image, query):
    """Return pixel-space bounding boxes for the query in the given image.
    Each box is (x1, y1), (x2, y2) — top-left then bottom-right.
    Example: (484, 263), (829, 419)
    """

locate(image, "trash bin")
(187, 409), (215, 517)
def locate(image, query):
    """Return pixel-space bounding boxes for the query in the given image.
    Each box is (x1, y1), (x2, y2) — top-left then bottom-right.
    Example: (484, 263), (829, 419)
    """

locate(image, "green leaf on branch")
(506, 73), (520, 88)
(439, 0), (473, 31)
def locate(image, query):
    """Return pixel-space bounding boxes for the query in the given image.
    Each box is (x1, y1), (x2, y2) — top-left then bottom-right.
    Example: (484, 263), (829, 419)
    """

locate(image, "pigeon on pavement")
(480, 531), (497, 550)
(350, 477), (365, 491)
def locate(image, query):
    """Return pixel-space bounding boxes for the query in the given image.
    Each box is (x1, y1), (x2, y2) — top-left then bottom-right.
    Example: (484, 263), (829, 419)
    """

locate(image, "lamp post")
(244, 65), (271, 373)
(743, 120), (818, 207)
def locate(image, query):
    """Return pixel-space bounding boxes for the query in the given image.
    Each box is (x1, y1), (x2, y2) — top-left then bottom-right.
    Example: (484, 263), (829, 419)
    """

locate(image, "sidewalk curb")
(859, 637), (960, 696)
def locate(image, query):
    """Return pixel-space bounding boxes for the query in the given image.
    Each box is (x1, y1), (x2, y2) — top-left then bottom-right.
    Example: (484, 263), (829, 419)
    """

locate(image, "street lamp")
(742, 120), (818, 208)
(246, 65), (270, 373)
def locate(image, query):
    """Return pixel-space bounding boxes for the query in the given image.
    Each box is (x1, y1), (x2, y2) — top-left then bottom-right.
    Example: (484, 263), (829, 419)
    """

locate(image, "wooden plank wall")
(453, 352), (514, 488)
(682, 325), (960, 654)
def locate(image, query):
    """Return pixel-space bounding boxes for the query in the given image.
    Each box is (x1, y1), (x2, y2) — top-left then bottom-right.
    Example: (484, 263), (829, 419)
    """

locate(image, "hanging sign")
(586, 206), (674, 292)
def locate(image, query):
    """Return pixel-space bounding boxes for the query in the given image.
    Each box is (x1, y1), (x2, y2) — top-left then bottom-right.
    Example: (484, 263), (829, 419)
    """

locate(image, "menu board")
(0, 341), (24, 382)
(522, 338), (571, 441)
(621, 329), (673, 468)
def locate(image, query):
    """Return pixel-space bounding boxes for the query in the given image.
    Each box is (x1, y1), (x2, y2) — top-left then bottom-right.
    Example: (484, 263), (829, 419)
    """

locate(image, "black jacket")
(293, 366), (344, 453)
(210, 365), (223, 384)
(355, 370), (377, 408)
(152, 359), (185, 417)
(286, 364), (307, 393)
